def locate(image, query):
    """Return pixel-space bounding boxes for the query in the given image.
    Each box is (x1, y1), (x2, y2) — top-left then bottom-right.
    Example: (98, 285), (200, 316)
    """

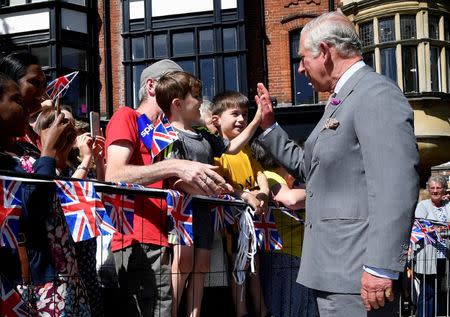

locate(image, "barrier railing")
(7, 171), (444, 316)
(400, 219), (450, 317)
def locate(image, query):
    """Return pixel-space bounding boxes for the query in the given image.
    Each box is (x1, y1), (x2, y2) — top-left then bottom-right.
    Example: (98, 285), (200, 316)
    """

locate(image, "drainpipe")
(103, 0), (113, 116)
(329, 0), (335, 11)
(259, 0), (268, 86)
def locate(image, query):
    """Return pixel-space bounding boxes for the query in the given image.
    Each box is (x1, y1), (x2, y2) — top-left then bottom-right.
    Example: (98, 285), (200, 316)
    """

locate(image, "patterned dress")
(14, 154), (92, 316)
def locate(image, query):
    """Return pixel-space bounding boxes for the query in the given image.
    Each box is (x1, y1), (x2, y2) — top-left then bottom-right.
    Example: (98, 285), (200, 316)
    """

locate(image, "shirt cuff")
(259, 122), (279, 139)
(363, 265), (399, 280)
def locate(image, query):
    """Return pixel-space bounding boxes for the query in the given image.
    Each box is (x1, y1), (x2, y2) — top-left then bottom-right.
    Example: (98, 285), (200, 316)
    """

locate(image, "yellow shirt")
(215, 144), (263, 190)
(264, 170), (304, 257)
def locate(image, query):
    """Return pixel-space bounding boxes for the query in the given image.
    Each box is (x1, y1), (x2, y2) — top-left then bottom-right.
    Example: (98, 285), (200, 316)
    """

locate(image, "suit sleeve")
(260, 124), (306, 181)
(355, 77), (419, 271)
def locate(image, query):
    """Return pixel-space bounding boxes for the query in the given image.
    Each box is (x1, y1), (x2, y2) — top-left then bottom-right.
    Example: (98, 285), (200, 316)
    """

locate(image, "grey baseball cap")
(138, 59), (183, 102)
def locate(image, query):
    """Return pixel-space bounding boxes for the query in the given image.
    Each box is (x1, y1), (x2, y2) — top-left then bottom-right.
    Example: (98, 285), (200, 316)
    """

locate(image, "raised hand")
(255, 83), (275, 130)
(40, 113), (73, 158)
(76, 132), (94, 160)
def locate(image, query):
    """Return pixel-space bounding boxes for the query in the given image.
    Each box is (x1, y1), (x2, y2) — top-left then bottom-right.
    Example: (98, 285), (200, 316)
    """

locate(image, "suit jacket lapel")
(307, 66), (374, 168)
(327, 65), (374, 119)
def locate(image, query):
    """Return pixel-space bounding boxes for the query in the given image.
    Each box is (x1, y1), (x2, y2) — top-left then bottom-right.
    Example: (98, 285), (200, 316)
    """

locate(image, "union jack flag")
(116, 182), (145, 190)
(159, 114), (178, 139)
(102, 193), (135, 234)
(0, 180), (22, 249)
(0, 274), (30, 317)
(151, 118), (178, 159)
(210, 194), (236, 231)
(410, 218), (440, 246)
(253, 209), (282, 251)
(166, 190), (193, 246)
(46, 71), (79, 101)
(55, 180), (116, 242)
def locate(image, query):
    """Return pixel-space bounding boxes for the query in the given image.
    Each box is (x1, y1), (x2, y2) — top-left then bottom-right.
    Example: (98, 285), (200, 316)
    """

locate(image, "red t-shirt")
(105, 107), (168, 251)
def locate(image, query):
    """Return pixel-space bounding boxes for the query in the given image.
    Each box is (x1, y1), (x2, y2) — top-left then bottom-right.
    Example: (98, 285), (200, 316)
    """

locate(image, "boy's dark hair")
(210, 91), (249, 116)
(0, 52), (40, 83)
(155, 70), (202, 117)
(250, 138), (280, 171)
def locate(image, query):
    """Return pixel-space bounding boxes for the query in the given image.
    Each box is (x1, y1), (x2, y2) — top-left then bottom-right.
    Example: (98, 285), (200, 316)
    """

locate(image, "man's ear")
(319, 41), (332, 62)
(146, 78), (157, 97)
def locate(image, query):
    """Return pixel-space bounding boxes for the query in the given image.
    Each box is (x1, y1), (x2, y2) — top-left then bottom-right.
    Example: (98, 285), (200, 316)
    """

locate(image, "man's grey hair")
(301, 11), (362, 58)
(427, 175), (449, 191)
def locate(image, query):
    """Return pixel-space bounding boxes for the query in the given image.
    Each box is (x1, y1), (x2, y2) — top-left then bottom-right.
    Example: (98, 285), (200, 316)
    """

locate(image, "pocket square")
(322, 118), (340, 131)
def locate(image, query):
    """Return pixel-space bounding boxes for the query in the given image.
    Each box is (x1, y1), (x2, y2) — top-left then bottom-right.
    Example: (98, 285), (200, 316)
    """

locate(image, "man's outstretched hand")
(255, 83), (275, 130)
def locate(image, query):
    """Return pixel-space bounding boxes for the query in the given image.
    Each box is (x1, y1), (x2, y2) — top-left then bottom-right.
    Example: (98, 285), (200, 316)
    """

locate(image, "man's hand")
(360, 271), (394, 311)
(255, 83), (275, 130)
(177, 161), (228, 196)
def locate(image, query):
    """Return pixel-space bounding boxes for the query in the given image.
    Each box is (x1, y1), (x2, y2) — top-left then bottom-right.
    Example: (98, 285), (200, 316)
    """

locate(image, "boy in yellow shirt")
(211, 91), (272, 317)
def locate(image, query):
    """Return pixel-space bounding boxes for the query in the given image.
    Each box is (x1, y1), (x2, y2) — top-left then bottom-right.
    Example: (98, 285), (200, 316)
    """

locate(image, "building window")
(378, 17), (395, 43)
(360, 22), (374, 47)
(359, 12), (450, 95)
(402, 46), (418, 92)
(428, 15), (440, 39)
(447, 49), (450, 92)
(380, 47), (397, 82)
(290, 29), (317, 105)
(123, 1), (246, 107)
(445, 16), (450, 41)
(401, 15), (416, 40)
(0, 0), (99, 117)
(363, 51), (375, 69)
(430, 46), (441, 91)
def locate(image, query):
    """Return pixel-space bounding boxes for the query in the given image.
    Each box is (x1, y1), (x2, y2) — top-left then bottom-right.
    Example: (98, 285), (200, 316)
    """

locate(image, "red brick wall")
(262, 0), (332, 105)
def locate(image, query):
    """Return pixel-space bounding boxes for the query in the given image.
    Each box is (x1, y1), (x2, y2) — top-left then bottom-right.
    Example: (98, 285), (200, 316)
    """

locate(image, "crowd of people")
(1, 10), (448, 317)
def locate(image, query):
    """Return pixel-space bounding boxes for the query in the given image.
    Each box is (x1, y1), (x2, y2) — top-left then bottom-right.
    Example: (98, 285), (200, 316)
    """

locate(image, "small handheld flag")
(46, 71), (79, 101)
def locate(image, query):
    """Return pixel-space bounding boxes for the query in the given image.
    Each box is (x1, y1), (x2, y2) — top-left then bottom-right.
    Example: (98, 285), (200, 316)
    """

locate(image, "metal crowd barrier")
(399, 221), (450, 317)
(12, 171), (446, 316)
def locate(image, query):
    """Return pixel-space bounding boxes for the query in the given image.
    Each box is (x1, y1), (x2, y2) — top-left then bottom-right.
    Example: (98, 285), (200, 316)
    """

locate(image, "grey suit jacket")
(261, 66), (419, 293)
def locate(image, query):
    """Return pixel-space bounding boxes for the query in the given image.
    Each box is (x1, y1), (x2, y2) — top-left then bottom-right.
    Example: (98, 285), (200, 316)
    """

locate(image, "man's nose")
(298, 62), (305, 75)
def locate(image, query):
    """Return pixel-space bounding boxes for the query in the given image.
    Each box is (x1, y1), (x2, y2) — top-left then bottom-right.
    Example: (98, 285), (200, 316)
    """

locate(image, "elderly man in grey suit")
(255, 11), (419, 316)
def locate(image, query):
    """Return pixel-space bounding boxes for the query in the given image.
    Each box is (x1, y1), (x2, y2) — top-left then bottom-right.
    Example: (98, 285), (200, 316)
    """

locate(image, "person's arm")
(226, 104), (262, 154)
(233, 189), (264, 214)
(105, 140), (227, 196)
(271, 183), (306, 210)
(255, 172), (270, 213)
(71, 132), (94, 179)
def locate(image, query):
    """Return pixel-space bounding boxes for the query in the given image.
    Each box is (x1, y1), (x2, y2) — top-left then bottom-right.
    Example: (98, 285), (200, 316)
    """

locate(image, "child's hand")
(242, 192), (263, 214)
(256, 192), (269, 214)
(253, 100), (263, 124)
